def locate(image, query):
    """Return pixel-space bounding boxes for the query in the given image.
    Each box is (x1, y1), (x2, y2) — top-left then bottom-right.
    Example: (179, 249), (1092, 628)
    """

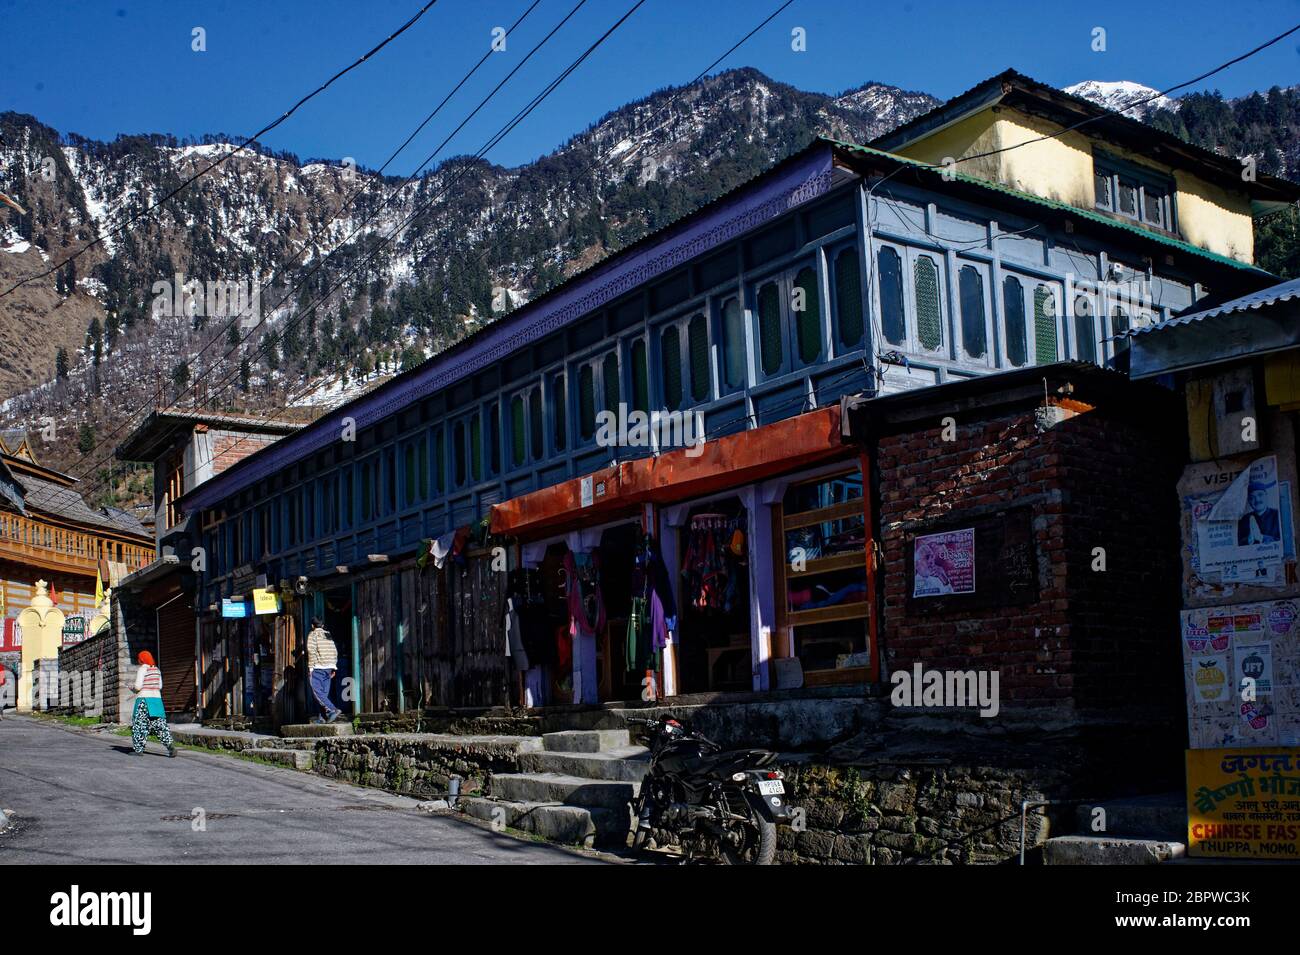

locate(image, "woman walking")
(131, 650), (176, 757)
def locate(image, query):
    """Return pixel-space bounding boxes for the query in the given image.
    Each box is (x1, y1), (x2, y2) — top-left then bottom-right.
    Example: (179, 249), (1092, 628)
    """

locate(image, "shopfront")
(490, 404), (877, 706)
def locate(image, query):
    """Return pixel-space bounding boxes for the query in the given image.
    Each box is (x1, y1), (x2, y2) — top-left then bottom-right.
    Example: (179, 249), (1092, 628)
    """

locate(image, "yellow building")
(0, 430), (153, 710)
(871, 70), (1299, 266)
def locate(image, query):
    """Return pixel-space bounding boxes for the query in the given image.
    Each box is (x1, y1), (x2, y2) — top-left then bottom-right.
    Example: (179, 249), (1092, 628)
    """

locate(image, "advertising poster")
(252, 588), (282, 615)
(1182, 599), (1300, 749)
(912, 528), (975, 597)
(1197, 455), (1284, 582)
(1187, 748), (1300, 859)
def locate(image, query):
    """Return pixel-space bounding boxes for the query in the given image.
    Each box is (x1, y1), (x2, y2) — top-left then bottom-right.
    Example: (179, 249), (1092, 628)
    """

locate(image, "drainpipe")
(350, 580), (361, 719)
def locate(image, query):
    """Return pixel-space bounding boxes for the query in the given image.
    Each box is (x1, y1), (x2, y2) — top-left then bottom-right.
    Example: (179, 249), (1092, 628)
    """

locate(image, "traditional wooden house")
(176, 72), (1296, 727)
(0, 430), (152, 710)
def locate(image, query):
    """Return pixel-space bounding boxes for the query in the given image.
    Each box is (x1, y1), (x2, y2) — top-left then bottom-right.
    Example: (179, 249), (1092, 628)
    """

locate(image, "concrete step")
(519, 746), (650, 782)
(490, 772), (638, 810)
(248, 748), (315, 771)
(1042, 835), (1186, 866)
(281, 722), (353, 738)
(1073, 792), (1185, 841)
(460, 796), (630, 849)
(542, 729), (630, 753)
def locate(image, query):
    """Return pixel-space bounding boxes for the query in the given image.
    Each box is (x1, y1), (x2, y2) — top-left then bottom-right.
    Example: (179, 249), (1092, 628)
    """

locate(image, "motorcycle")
(627, 716), (794, 865)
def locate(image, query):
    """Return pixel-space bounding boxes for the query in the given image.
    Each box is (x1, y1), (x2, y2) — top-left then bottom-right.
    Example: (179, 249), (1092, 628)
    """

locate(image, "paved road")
(0, 716), (603, 865)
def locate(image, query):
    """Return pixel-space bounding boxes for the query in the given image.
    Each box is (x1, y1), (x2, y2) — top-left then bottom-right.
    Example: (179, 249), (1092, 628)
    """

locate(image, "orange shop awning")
(490, 405), (846, 539)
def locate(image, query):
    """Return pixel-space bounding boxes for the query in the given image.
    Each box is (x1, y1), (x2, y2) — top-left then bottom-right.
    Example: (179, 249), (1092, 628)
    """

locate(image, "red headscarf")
(137, 650), (155, 667)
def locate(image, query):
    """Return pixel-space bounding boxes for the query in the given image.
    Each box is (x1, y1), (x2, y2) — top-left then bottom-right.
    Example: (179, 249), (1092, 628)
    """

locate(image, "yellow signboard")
(1187, 747), (1300, 859)
(251, 587), (282, 615)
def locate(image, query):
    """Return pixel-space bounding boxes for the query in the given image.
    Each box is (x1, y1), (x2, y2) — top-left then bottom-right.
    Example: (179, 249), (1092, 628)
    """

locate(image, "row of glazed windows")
(206, 241), (1150, 571)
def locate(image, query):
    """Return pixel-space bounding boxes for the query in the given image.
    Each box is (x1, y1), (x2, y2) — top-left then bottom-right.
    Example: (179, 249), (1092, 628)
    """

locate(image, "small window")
(834, 247), (864, 347)
(1094, 171), (1112, 211)
(550, 373), (566, 452)
(602, 353), (620, 415)
(913, 254), (943, 351)
(470, 416), (483, 482)
(630, 339), (649, 413)
(1143, 186), (1166, 229)
(528, 388), (544, 461)
(958, 265), (987, 360)
(794, 266), (820, 364)
(661, 326), (682, 411)
(757, 281), (783, 375)
(1117, 178), (1138, 217)
(688, 314), (710, 403)
(453, 422), (466, 486)
(417, 435), (428, 499)
(434, 428), (446, 493)
(1074, 294), (1097, 364)
(487, 402), (500, 476)
(1003, 276), (1027, 367)
(578, 364), (596, 441)
(510, 395), (526, 468)
(878, 246), (905, 346)
(404, 443), (418, 506)
(721, 297), (746, 390)
(1033, 285), (1057, 364)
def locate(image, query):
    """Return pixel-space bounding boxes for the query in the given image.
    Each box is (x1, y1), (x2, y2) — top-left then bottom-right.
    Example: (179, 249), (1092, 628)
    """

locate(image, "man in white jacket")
(306, 618), (342, 723)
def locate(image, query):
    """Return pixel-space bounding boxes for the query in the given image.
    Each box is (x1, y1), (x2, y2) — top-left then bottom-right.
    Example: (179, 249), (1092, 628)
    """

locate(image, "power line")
(0, 0), (443, 299)
(64, 0), (548, 481)
(74, 0), (597, 490)
(78, 0), (649, 503)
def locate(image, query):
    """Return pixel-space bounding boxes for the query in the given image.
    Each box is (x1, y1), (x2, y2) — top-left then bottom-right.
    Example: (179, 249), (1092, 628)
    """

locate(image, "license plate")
(757, 780), (785, 795)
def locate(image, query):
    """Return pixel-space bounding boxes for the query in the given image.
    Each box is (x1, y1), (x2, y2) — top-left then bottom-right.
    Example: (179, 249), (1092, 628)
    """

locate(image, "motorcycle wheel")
(720, 816), (776, 866)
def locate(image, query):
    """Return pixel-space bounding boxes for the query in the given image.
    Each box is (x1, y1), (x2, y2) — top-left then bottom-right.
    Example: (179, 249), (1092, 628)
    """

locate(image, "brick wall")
(878, 400), (1184, 720)
(211, 431), (279, 475)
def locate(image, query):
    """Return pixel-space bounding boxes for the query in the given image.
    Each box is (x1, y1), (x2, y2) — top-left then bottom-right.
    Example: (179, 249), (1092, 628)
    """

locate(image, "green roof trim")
(827, 139), (1272, 277)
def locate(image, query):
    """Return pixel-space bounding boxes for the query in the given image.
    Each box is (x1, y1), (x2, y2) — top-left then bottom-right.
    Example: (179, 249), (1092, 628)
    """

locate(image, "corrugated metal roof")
(829, 140), (1270, 275)
(1130, 276), (1300, 336)
(17, 471), (148, 536)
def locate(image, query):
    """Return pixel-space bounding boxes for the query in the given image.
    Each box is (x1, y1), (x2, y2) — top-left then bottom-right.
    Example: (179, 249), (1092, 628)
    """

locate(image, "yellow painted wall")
(894, 106), (1256, 263)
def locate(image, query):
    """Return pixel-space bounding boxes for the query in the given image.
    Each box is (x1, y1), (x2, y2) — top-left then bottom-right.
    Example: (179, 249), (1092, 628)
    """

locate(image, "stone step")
(542, 729), (630, 753)
(281, 722), (354, 738)
(1042, 835), (1185, 866)
(248, 748), (315, 771)
(1073, 792), (1185, 841)
(251, 737), (320, 751)
(519, 746), (650, 782)
(460, 797), (630, 849)
(490, 772), (638, 809)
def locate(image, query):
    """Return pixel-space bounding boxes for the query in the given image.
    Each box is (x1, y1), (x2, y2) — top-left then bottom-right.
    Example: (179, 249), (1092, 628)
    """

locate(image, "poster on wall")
(1196, 455), (1285, 585)
(1181, 599), (1300, 749)
(61, 615), (86, 646)
(912, 528), (976, 597)
(1186, 748), (1300, 860)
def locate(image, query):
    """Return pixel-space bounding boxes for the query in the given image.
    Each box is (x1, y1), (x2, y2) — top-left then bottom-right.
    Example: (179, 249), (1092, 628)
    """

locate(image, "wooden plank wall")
(354, 552), (509, 712)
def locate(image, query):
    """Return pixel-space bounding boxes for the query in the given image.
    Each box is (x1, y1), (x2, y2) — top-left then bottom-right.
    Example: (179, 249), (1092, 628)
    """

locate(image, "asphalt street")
(0, 715), (604, 865)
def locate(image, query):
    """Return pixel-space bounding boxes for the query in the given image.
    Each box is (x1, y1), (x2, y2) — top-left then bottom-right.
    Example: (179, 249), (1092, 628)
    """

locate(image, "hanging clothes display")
(626, 533), (678, 675)
(681, 513), (747, 617)
(564, 550), (605, 704)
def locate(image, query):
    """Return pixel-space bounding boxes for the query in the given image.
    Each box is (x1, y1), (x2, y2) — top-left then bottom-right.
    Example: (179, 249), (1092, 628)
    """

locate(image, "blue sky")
(3, 0), (1299, 174)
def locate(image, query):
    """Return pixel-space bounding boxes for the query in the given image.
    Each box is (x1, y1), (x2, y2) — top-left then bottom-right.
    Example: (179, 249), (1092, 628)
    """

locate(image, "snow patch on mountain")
(1065, 80), (1180, 118)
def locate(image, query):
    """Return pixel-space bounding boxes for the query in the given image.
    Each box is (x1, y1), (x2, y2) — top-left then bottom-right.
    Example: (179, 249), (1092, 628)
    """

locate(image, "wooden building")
(0, 430), (152, 710)
(175, 74), (1297, 723)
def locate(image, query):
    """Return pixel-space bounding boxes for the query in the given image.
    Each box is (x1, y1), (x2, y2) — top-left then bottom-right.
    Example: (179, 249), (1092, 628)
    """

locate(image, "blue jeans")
(310, 668), (338, 719)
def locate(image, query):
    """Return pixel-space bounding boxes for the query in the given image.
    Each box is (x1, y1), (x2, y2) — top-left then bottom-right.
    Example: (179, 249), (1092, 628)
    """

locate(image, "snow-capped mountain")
(1064, 80), (1180, 119)
(0, 68), (940, 483)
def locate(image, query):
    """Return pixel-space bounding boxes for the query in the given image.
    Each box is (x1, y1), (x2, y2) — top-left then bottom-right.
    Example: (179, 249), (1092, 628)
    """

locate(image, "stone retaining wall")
(314, 734), (532, 798)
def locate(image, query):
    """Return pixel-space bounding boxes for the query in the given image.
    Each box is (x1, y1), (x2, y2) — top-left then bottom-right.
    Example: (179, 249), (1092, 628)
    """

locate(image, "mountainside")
(0, 66), (1298, 509)
(0, 68), (938, 498)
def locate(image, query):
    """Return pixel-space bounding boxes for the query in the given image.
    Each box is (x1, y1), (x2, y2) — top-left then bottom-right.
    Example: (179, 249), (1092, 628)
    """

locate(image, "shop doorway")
(319, 587), (354, 718)
(676, 499), (751, 693)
